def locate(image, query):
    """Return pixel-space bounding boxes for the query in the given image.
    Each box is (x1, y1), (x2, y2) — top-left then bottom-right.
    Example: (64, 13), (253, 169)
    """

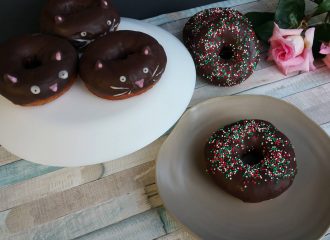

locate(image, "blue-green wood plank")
(0, 160), (61, 188)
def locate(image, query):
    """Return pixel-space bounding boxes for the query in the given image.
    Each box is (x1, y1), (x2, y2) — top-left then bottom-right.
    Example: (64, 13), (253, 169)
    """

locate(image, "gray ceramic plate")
(156, 95), (330, 240)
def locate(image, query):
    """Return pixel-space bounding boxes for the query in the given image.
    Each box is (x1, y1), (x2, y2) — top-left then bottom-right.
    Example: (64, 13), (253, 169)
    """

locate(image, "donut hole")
(242, 150), (263, 166)
(22, 56), (42, 69)
(117, 51), (135, 60)
(219, 46), (234, 60)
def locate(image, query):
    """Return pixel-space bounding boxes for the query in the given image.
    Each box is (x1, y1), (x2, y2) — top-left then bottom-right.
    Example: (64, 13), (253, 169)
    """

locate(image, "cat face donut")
(0, 34), (78, 106)
(183, 8), (261, 86)
(40, 0), (120, 49)
(205, 120), (297, 203)
(79, 31), (167, 100)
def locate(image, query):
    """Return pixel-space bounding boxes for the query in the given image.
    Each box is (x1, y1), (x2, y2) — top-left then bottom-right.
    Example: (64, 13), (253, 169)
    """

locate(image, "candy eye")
(31, 86), (41, 95)
(120, 76), (127, 82)
(143, 67), (149, 74)
(81, 32), (87, 37)
(107, 20), (112, 26)
(58, 70), (68, 79)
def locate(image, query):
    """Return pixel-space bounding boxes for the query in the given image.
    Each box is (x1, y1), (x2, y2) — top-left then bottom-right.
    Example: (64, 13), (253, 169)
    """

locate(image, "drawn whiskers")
(110, 86), (131, 96)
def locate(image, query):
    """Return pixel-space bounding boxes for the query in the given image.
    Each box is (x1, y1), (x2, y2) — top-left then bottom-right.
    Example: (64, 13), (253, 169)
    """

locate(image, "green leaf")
(314, 0), (330, 15)
(275, 0), (306, 28)
(312, 23), (330, 58)
(244, 13), (275, 44)
(311, 0), (323, 4)
(245, 12), (275, 29)
(255, 21), (275, 44)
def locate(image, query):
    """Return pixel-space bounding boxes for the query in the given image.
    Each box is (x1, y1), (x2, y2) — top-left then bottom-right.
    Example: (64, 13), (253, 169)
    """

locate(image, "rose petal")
(282, 49), (315, 74)
(320, 43), (330, 55)
(286, 35), (304, 56)
(272, 23), (303, 37)
(304, 27), (315, 49)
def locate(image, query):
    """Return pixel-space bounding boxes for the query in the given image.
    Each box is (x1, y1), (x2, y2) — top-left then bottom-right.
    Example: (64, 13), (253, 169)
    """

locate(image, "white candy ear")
(101, 0), (108, 8)
(53, 51), (62, 61)
(55, 15), (63, 24)
(4, 74), (17, 83)
(95, 60), (103, 70)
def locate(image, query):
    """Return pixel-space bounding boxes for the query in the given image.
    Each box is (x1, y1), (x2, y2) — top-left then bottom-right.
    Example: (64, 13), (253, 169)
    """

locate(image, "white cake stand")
(0, 18), (196, 167)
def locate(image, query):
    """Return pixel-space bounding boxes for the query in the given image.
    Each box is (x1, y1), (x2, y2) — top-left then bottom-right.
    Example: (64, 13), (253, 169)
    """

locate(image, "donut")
(40, 0), (120, 49)
(204, 119), (297, 203)
(183, 8), (260, 87)
(0, 34), (78, 106)
(79, 30), (167, 100)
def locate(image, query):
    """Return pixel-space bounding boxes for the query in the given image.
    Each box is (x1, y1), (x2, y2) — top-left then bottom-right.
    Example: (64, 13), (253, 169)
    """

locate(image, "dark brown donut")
(79, 30), (167, 100)
(205, 119), (297, 203)
(0, 34), (78, 106)
(40, 0), (120, 49)
(183, 8), (260, 86)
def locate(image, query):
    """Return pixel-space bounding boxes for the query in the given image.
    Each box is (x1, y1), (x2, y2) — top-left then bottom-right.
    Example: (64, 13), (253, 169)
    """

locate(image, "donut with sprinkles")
(183, 8), (261, 86)
(204, 119), (297, 203)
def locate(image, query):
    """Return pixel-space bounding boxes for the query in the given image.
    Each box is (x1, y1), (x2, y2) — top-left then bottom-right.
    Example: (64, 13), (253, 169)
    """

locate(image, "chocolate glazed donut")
(205, 119), (297, 203)
(40, 0), (120, 49)
(80, 30), (167, 100)
(0, 34), (78, 106)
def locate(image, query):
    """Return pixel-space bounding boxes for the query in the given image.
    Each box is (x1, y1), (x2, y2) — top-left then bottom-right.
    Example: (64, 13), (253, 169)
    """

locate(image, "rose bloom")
(268, 23), (316, 75)
(320, 42), (330, 68)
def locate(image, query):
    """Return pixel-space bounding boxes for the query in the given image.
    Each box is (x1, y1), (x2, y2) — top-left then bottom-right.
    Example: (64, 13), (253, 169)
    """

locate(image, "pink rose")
(320, 42), (330, 68)
(268, 23), (316, 75)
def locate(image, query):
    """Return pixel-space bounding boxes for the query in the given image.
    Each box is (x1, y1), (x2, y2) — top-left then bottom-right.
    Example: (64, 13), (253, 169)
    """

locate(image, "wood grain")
(77, 209), (166, 240)
(0, 0), (329, 239)
(190, 65), (298, 107)
(284, 83), (330, 125)
(0, 147), (20, 167)
(237, 65), (329, 98)
(156, 229), (200, 240)
(4, 189), (153, 240)
(321, 122), (330, 135)
(0, 162), (155, 235)
(0, 160), (60, 188)
(0, 136), (165, 212)
(0, 165), (103, 212)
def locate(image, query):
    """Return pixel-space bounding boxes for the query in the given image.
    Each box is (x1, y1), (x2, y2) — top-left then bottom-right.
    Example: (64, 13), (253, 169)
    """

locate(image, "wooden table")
(0, 0), (329, 239)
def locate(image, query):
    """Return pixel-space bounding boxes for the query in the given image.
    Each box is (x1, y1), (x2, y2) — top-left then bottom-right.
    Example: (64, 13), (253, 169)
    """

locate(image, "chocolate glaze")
(183, 8), (260, 87)
(40, 0), (120, 49)
(205, 120), (297, 203)
(0, 34), (78, 106)
(79, 30), (167, 99)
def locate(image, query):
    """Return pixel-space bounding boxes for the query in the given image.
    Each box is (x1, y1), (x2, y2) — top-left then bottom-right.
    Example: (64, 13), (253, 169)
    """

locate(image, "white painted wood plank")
(321, 122), (330, 136)
(284, 83), (330, 125)
(156, 229), (200, 240)
(0, 147), (20, 167)
(0, 136), (165, 212)
(237, 66), (330, 99)
(0, 162), (155, 235)
(4, 189), (152, 240)
(77, 209), (166, 240)
(0, 165), (103, 212)
(190, 65), (299, 107)
(145, 0), (257, 26)
(0, 160), (60, 188)
(102, 136), (166, 177)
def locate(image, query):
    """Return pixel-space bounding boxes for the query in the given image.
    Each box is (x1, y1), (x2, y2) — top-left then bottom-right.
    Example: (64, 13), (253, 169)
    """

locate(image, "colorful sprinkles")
(183, 8), (261, 86)
(205, 120), (297, 190)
